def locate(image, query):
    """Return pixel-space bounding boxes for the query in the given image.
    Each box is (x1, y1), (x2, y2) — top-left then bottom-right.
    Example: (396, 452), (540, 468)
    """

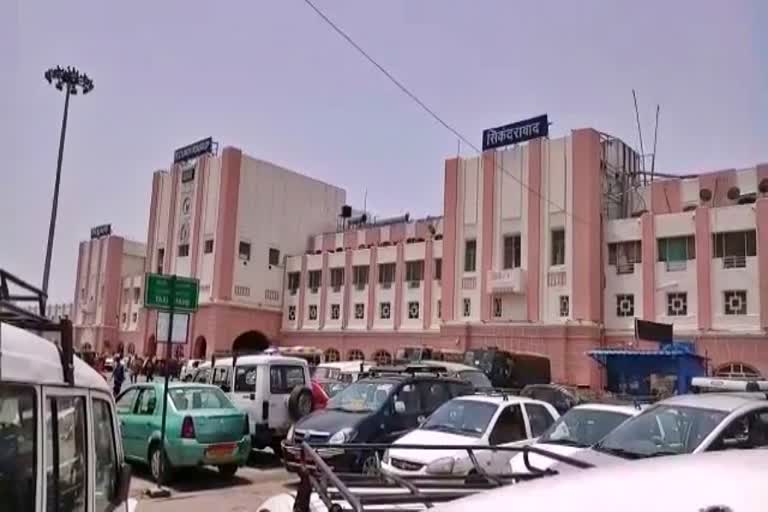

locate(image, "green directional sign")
(144, 273), (199, 312)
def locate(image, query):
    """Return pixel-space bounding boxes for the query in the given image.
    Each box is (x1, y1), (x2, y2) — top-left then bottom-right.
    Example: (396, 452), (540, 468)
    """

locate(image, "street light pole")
(41, 66), (94, 305)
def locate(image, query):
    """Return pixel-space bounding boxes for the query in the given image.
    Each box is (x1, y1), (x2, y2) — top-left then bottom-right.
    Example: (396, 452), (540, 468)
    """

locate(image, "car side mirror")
(394, 401), (406, 414)
(111, 462), (131, 508)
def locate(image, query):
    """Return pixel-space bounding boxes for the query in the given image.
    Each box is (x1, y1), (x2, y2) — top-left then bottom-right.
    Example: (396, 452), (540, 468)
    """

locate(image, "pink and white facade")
(281, 129), (768, 388)
(141, 146), (345, 360)
(72, 234), (146, 354)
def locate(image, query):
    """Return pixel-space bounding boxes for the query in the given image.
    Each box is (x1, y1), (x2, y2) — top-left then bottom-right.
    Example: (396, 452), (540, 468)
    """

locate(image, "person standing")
(112, 356), (126, 396)
(144, 357), (155, 382)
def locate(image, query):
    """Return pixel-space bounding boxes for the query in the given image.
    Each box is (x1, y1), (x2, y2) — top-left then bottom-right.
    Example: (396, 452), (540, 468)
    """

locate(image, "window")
(713, 230), (757, 268)
(551, 229), (565, 266)
(308, 270), (322, 291)
(378, 263), (396, 287)
(667, 292), (688, 316)
(0, 384), (36, 512)
(116, 388), (139, 414)
(608, 241), (641, 273)
(136, 388), (157, 415)
(132, 312), (138, 323)
(437, 300), (441, 319)
(616, 294), (635, 317)
(287, 272), (300, 294)
(463, 298), (471, 317)
(392, 383), (421, 413)
(93, 399), (118, 512)
(379, 302), (391, 319)
(559, 295), (569, 317)
(489, 405), (526, 445)
(156, 248), (165, 274)
(203, 239), (214, 254)
(715, 363), (761, 379)
(374, 350), (393, 366)
(353, 265), (369, 288)
(493, 297), (502, 318)
(330, 304), (340, 320)
(330, 268), (344, 291)
(46, 396), (87, 512)
(464, 240), (477, 272)
(724, 290), (747, 315)
(121, 313), (127, 324)
(658, 236), (695, 266)
(239, 241), (251, 260)
(287, 305), (296, 321)
(212, 367), (231, 388)
(170, 387), (231, 410)
(347, 349), (365, 361)
(434, 258), (442, 281)
(408, 301), (420, 319)
(268, 248), (280, 266)
(270, 366), (306, 394)
(354, 303), (365, 319)
(503, 234), (522, 269)
(133, 287), (140, 303)
(525, 403), (556, 437)
(178, 244), (189, 257)
(405, 260), (424, 282)
(308, 304), (318, 320)
(418, 382), (451, 413)
(708, 409), (768, 451)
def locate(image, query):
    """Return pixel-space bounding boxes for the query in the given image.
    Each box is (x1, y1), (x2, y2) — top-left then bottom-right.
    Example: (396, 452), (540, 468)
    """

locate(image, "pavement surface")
(130, 449), (296, 512)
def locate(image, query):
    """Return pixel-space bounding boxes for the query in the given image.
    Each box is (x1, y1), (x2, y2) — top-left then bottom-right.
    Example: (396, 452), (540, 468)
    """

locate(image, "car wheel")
(360, 453), (379, 476)
(149, 444), (172, 484)
(288, 387), (314, 421)
(218, 464), (238, 478)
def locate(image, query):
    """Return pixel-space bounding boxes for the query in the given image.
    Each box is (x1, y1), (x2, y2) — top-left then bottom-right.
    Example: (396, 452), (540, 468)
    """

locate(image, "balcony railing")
(381, 282), (393, 290)
(722, 255), (747, 269)
(332, 285), (342, 293)
(462, 277), (477, 290)
(616, 263), (635, 275)
(487, 268), (525, 294)
(665, 260), (687, 272)
(408, 281), (421, 289)
(354, 282), (366, 291)
(547, 270), (566, 287)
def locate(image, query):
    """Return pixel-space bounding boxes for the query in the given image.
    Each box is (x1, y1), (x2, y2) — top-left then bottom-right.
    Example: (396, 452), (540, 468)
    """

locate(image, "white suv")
(381, 394), (559, 477)
(195, 354), (313, 451)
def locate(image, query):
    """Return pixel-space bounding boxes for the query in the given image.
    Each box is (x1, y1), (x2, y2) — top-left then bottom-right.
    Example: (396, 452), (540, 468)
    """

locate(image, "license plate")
(206, 443), (236, 460)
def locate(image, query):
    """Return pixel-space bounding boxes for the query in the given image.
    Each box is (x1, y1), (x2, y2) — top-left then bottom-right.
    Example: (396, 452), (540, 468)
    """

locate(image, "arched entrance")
(232, 330), (270, 354)
(145, 335), (157, 357)
(347, 349), (365, 361)
(715, 362), (761, 379)
(373, 350), (392, 365)
(193, 336), (208, 359)
(324, 348), (340, 362)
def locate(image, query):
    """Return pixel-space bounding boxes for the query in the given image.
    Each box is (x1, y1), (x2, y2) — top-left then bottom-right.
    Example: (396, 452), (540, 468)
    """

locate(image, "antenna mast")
(632, 89), (647, 184)
(650, 104), (660, 182)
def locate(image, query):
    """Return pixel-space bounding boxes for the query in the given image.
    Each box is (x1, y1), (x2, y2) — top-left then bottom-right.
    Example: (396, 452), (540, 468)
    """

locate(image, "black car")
(282, 373), (472, 473)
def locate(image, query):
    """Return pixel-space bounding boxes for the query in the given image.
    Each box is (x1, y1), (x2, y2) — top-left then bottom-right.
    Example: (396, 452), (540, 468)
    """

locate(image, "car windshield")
(459, 370), (492, 389)
(539, 408), (632, 448)
(421, 399), (497, 437)
(314, 367), (340, 380)
(170, 387), (234, 411)
(327, 381), (394, 412)
(594, 404), (727, 459)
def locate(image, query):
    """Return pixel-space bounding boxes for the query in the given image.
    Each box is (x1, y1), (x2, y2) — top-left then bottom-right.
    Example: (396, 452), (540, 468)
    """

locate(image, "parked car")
(313, 360), (372, 383)
(563, 390), (768, 469)
(116, 382), (251, 482)
(194, 354), (314, 452)
(508, 403), (641, 474)
(381, 394), (558, 477)
(417, 360), (493, 390)
(282, 373), (473, 473)
(315, 379), (349, 398)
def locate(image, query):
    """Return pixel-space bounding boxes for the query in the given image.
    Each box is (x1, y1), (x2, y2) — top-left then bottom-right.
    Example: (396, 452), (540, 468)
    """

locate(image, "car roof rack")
(290, 442), (593, 512)
(691, 376), (768, 396)
(0, 269), (75, 386)
(362, 364), (450, 379)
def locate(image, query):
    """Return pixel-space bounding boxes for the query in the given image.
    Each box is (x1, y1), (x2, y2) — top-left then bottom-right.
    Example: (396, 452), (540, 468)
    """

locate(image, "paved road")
(130, 450), (296, 512)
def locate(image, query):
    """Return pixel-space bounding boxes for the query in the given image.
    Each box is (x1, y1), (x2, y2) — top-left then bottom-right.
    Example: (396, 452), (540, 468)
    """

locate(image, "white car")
(179, 358), (203, 381)
(566, 390), (768, 469)
(195, 354), (313, 451)
(312, 360), (372, 383)
(509, 403), (641, 474)
(381, 394), (558, 477)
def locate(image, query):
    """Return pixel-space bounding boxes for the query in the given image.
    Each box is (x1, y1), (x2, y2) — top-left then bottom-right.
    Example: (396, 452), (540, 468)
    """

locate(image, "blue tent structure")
(588, 342), (708, 396)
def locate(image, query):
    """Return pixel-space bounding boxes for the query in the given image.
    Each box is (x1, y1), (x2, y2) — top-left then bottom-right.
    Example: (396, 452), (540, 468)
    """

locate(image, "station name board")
(482, 114), (549, 151)
(173, 137), (213, 163)
(90, 224), (112, 239)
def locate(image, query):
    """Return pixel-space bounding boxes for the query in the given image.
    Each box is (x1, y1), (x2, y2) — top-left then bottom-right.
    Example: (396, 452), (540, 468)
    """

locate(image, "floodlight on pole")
(41, 66), (94, 305)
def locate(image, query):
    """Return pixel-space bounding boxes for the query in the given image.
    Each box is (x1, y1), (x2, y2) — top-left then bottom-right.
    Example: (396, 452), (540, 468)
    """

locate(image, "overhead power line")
(301, 0), (591, 226)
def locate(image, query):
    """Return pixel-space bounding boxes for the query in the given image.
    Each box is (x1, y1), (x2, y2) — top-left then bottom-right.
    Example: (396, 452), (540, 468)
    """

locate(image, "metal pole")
(42, 83), (71, 303)
(158, 275), (176, 488)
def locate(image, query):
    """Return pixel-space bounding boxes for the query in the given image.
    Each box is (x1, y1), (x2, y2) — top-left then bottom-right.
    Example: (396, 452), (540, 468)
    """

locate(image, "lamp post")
(41, 66), (94, 303)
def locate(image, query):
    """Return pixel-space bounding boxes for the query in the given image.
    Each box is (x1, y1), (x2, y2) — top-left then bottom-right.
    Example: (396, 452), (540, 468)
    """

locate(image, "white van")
(195, 354), (313, 451)
(0, 321), (134, 512)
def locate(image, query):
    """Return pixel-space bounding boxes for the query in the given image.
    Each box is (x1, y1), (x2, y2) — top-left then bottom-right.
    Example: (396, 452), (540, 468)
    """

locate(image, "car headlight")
(426, 456), (456, 475)
(329, 427), (355, 444)
(286, 424), (295, 443)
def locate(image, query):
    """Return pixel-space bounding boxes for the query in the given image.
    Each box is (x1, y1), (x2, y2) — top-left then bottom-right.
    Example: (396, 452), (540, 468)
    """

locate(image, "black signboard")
(90, 224), (112, 240)
(173, 137), (213, 164)
(635, 319), (673, 343)
(181, 168), (196, 183)
(482, 114), (549, 151)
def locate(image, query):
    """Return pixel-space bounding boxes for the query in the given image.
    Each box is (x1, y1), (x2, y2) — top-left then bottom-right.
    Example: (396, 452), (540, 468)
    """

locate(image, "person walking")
(112, 356), (126, 396)
(130, 357), (142, 383)
(144, 357), (155, 382)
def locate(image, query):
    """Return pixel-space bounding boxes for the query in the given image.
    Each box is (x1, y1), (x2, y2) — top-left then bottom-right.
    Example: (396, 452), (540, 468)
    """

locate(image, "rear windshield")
(459, 370), (492, 389)
(314, 367), (341, 380)
(234, 365), (258, 392)
(170, 387), (234, 411)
